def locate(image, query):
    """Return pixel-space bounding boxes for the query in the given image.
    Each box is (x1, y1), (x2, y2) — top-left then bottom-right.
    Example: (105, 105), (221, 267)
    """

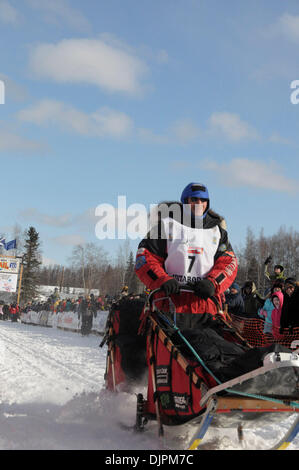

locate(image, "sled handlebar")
(147, 285), (195, 310)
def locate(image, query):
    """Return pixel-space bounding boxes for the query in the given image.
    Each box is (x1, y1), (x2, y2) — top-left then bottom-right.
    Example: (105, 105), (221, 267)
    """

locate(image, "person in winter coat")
(271, 291), (284, 338)
(120, 286), (129, 300)
(280, 278), (299, 331)
(89, 293), (98, 318)
(79, 296), (93, 336)
(2, 304), (10, 320)
(258, 282), (284, 334)
(258, 297), (275, 334)
(44, 298), (52, 312)
(9, 303), (19, 322)
(241, 281), (264, 318)
(135, 182), (238, 330)
(65, 299), (72, 312)
(225, 282), (244, 316)
(264, 256), (286, 284)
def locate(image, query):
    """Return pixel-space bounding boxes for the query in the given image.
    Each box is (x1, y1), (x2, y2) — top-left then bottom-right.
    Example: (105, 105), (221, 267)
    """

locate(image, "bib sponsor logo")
(173, 393), (190, 412)
(172, 273), (202, 283)
(187, 247), (204, 255)
(156, 365), (171, 387)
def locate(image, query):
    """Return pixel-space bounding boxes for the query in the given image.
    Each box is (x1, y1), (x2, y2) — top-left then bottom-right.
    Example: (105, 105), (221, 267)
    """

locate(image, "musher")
(135, 182), (238, 329)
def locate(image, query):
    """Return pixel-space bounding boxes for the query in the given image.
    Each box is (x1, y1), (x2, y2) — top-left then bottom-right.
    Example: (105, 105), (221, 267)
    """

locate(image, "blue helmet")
(180, 182), (209, 204)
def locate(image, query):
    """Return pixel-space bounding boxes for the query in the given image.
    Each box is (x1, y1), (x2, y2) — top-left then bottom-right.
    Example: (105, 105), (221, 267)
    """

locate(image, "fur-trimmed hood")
(148, 200), (227, 231)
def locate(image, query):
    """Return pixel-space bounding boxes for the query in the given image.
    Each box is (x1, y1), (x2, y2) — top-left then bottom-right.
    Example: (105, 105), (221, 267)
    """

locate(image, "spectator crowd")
(0, 261), (298, 340)
(0, 302), (20, 322)
(21, 293), (111, 315)
(224, 260), (299, 337)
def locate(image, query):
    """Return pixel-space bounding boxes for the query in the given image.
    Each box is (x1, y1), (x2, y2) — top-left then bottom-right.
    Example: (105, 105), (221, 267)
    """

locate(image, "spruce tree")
(21, 226), (42, 304)
(124, 251), (138, 293)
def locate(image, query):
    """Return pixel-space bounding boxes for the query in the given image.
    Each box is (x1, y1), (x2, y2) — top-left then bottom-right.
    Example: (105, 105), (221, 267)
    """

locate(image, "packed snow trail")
(0, 321), (298, 450)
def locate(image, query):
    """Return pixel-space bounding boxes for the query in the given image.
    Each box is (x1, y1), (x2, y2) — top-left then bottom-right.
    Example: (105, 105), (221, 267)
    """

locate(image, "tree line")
(0, 228), (143, 304)
(235, 226), (298, 292)
(38, 242), (142, 298)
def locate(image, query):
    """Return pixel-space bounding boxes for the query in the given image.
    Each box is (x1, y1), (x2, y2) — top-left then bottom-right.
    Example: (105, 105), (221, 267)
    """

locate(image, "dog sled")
(102, 288), (299, 450)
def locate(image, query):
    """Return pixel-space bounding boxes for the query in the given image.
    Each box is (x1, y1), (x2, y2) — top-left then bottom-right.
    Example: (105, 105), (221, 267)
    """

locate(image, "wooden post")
(17, 263), (24, 306)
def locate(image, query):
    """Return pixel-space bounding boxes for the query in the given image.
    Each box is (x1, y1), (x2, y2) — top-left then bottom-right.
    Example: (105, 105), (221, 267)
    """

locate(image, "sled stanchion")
(105, 311), (116, 392)
(148, 326), (164, 438)
(237, 423), (244, 445)
(188, 398), (217, 450)
(109, 340), (116, 392)
(134, 393), (147, 432)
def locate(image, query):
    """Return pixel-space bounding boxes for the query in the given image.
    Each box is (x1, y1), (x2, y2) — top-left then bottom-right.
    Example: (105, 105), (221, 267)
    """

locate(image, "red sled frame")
(105, 288), (299, 450)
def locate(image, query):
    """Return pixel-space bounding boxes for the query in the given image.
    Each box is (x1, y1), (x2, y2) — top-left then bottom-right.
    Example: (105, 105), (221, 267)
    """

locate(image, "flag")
(0, 237), (5, 247)
(5, 239), (17, 250)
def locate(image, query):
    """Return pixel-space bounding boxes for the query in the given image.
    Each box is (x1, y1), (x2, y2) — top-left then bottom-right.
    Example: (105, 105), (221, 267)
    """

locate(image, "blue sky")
(0, 0), (298, 266)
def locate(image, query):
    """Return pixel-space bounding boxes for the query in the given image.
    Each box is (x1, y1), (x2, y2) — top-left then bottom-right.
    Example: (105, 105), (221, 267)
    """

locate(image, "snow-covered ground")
(0, 320), (298, 451)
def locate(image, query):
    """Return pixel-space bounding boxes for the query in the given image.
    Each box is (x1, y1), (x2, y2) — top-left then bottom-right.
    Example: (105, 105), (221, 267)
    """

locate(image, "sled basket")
(139, 288), (299, 441)
(103, 297), (147, 391)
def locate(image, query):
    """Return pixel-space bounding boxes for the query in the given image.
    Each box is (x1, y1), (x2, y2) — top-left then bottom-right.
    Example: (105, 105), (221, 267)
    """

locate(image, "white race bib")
(163, 218), (220, 283)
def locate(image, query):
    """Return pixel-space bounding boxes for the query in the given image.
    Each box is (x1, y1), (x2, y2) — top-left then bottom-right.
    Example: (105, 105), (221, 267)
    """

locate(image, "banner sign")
(0, 257), (20, 274)
(0, 272), (18, 292)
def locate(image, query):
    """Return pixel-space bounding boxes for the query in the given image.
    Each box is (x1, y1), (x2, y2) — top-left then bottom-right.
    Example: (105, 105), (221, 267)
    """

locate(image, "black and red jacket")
(135, 204), (237, 320)
(9, 304), (19, 315)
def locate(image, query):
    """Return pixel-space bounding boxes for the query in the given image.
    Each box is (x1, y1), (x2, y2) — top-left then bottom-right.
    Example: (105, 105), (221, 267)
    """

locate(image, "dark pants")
(81, 313), (92, 335)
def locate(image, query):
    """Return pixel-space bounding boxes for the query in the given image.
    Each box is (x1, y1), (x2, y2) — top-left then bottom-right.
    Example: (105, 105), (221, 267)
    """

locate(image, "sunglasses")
(189, 197), (208, 203)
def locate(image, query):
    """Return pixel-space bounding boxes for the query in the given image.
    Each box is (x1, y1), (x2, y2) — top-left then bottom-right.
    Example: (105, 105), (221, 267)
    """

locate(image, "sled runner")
(103, 288), (299, 450)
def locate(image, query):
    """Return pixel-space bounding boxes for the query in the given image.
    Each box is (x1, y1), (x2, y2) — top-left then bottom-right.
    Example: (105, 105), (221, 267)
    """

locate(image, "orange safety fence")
(230, 314), (299, 349)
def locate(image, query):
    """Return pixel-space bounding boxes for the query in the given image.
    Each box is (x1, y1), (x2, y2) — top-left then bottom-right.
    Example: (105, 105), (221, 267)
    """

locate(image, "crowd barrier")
(19, 310), (299, 347)
(231, 314), (299, 349)
(20, 310), (109, 335)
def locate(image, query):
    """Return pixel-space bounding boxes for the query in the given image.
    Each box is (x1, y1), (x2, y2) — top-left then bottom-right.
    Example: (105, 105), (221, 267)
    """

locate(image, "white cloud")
(0, 73), (28, 101)
(72, 208), (99, 231)
(19, 208), (73, 228)
(137, 128), (169, 144)
(0, 128), (45, 152)
(139, 118), (202, 145)
(18, 100), (134, 138)
(170, 118), (202, 143)
(277, 13), (299, 44)
(202, 158), (298, 194)
(52, 234), (86, 247)
(91, 107), (134, 138)
(18, 101), (259, 146)
(42, 256), (59, 267)
(208, 112), (259, 142)
(29, 37), (148, 96)
(26, 0), (91, 32)
(0, 0), (20, 25)
(268, 133), (291, 145)
(139, 113), (258, 145)
(19, 206), (101, 234)
(156, 49), (169, 64)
